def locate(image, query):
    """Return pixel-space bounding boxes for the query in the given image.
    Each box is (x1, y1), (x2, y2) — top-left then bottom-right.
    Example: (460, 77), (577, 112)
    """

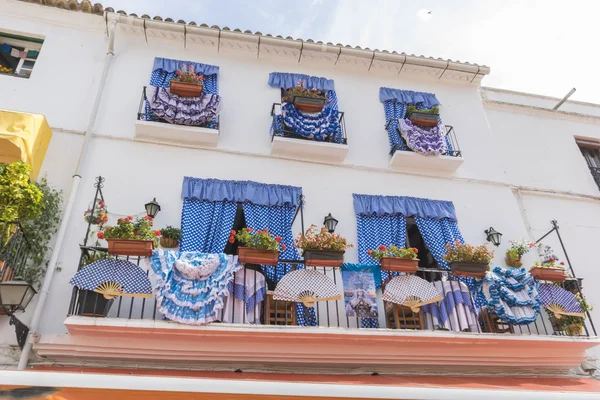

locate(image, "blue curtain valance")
(353, 194), (457, 221)
(182, 177), (302, 207)
(379, 88), (440, 108)
(268, 72), (335, 91)
(153, 57), (219, 76)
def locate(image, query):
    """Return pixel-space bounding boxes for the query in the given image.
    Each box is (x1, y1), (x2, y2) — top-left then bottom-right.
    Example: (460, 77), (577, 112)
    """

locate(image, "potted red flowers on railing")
(529, 244), (566, 282)
(442, 240), (494, 279)
(232, 227), (284, 266)
(294, 224), (353, 267)
(283, 80), (327, 113)
(99, 216), (160, 257)
(368, 245), (419, 273)
(170, 64), (205, 97)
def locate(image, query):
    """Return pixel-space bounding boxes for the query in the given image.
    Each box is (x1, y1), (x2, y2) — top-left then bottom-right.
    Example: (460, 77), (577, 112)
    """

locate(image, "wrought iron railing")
(270, 103), (348, 145)
(0, 221), (30, 282)
(385, 119), (461, 157)
(588, 167), (600, 190)
(136, 86), (220, 130)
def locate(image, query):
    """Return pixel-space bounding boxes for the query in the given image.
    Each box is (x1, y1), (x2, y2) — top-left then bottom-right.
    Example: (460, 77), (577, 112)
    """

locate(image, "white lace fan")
(273, 269), (342, 307)
(383, 275), (442, 312)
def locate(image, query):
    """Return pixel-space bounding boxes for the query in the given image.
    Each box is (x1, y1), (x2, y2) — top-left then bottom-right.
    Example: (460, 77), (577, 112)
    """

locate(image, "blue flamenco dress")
(147, 249), (241, 325)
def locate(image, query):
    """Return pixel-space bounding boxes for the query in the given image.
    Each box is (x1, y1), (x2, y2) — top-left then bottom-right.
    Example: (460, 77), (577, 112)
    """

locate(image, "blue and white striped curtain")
(180, 199), (237, 253)
(242, 203), (317, 326)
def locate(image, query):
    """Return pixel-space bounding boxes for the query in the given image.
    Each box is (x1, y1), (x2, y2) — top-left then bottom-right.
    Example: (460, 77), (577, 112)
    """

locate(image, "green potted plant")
(76, 252), (115, 317)
(529, 244), (566, 282)
(505, 239), (536, 267)
(442, 240), (494, 278)
(99, 216), (160, 257)
(406, 105), (440, 127)
(283, 80), (327, 113)
(232, 227), (283, 266)
(169, 64), (205, 97)
(159, 226), (181, 249)
(550, 292), (592, 336)
(0, 162), (44, 280)
(368, 245), (419, 273)
(294, 224), (353, 267)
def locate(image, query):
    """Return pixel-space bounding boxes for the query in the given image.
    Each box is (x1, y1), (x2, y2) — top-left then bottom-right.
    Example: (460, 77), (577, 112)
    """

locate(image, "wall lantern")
(485, 226), (502, 247)
(145, 198), (161, 218)
(0, 280), (37, 348)
(323, 213), (338, 233)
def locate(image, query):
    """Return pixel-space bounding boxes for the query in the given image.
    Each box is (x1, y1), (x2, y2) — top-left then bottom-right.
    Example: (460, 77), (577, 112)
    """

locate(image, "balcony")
(387, 119), (464, 172)
(34, 245), (600, 375)
(270, 103), (349, 162)
(134, 86), (220, 147)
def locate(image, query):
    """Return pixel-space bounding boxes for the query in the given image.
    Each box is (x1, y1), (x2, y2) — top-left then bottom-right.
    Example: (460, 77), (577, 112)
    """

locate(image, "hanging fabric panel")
(379, 88), (440, 108)
(268, 72), (335, 91)
(242, 202), (317, 327)
(353, 194), (457, 221)
(150, 57), (219, 95)
(414, 216), (463, 271)
(180, 199), (237, 253)
(182, 177), (302, 207)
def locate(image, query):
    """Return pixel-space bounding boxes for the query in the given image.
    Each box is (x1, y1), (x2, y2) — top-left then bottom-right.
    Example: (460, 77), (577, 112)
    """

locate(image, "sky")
(107, 0), (599, 103)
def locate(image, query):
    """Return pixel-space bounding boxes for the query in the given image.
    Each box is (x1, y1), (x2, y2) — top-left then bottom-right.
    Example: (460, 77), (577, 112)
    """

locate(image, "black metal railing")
(270, 103), (348, 145)
(385, 118), (461, 157)
(136, 86), (220, 130)
(588, 167), (600, 190)
(0, 221), (30, 282)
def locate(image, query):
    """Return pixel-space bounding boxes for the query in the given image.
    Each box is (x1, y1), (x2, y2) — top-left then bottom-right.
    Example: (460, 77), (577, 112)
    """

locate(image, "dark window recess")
(577, 140), (600, 190)
(405, 217), (439, 270)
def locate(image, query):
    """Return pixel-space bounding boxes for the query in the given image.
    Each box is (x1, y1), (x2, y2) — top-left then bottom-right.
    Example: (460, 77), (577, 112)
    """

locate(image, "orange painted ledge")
(32, 316), (600, 372)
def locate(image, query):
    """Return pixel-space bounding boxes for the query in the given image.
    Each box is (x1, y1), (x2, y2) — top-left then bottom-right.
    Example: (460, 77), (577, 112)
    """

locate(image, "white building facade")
(1, 1), (600, 398)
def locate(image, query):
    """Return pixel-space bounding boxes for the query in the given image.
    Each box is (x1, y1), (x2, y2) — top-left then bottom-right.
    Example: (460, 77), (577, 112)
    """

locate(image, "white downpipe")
(17, 15), (118, 370)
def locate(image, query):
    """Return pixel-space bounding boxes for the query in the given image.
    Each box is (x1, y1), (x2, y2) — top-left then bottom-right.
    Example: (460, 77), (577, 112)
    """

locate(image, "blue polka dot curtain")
(180, 199), (237, 253)
(242, 202), (317, 327)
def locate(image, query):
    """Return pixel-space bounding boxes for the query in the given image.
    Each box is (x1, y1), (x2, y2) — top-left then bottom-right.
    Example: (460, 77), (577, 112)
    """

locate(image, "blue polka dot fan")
(70, 259), (152, 299)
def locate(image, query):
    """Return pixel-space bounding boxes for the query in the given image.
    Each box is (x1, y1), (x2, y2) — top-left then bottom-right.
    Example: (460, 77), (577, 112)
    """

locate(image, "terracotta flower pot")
(303, 250), (345, 267)
(170, 80), (203, 97)
(285, 91), (326, 113)
(106, 239), (154, 257)
(160, 237), (179, 249)
(379, 257), (419, 273)
(449, 262), (489, 279)
(406, 111), (440, 127)
(238, 247), (279, 266)
(529, 266), (566, 282)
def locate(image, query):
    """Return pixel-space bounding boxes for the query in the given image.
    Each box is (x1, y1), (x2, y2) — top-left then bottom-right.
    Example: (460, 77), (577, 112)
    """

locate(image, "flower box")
(449, 262), (489, 278)
(238, 247), (279, 266)
(529, 266), (566, 282)
(106, 239), (154, 257)
(303, 250), (345, 267)
(286, 93), (326, 113)
(406, 111), (440, 127)
(76, 289), (114, 317)
(160, 237), (179, 249)
(170, 81), (203, 97)
(380, 257), (419, 273)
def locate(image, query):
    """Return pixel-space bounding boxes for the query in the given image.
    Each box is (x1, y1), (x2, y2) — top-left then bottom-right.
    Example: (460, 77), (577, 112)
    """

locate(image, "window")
(0, 31), (44, 78)
(405, 217), (438, 270)
(576, 139), (600, 190)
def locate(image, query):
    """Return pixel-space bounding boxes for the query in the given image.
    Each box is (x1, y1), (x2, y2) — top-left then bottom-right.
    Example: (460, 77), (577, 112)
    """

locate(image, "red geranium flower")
(127, 216), (133, 221)
(281, 243), (287, 251)
(97, 232), (105, 239)
(412, 248), (418, 253)
(367, 249), (372, 255)
(247, 228), (253, 232)
(228, 236), (235, 243)
(379, 245), (386, 251)
(264, 227), (269, 233)
(154, 230), (161, 237)
(257, 230), (263, 234)
(231, 230), (236, 234)
(144, 215), (153, 221)
(275, 236), (282, 243)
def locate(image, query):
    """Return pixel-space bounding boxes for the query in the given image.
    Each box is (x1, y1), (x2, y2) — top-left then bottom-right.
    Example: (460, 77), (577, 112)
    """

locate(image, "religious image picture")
(342, 271), (378, 318)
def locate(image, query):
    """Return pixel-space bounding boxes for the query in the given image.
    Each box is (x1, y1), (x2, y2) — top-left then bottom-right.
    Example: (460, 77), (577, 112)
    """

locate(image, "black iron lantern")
(145, 198), (161, 218)
(323, 213), (338, 233)
(0, 280), (37, 349)
(485, 226), (502, 247)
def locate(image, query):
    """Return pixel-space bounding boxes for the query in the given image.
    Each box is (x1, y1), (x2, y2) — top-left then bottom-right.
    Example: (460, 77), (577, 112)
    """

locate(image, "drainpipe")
(17, 15), (119, 370)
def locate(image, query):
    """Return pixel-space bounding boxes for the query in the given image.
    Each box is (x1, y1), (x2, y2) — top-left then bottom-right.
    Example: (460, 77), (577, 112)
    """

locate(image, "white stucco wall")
(1, 0), (599, 364)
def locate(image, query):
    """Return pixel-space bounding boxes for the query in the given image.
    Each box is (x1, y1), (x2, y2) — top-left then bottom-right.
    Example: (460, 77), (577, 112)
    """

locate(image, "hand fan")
(382, 275), (442, 313)
(273, 269), (342, 307)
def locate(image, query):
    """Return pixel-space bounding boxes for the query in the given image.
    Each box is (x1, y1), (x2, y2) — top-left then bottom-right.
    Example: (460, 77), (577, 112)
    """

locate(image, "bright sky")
(107, 0), (600, 103)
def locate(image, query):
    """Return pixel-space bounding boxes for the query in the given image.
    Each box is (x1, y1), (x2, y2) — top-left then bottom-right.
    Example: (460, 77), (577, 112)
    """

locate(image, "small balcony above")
(134, 86), (220, 148)
(270, 103), (349, 162)
(387, 119), (464, 172)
